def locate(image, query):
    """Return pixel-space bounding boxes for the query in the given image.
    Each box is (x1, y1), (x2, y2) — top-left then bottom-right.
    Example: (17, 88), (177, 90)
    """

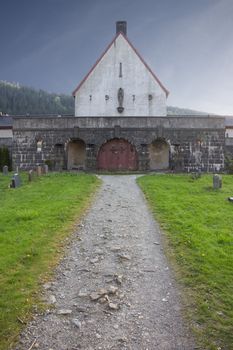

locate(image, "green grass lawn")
(138, 174), (233, 350)
(0, 172), (100, 350)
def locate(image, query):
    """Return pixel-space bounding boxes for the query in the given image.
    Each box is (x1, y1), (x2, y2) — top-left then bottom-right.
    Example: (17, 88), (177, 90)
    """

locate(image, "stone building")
(225, 116), (233, 159)
(8, 22), (229, 172)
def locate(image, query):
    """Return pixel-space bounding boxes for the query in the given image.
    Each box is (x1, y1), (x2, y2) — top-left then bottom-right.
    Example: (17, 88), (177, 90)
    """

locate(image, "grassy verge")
(137, 174), (233, 350)
(0, 172), (100, 350)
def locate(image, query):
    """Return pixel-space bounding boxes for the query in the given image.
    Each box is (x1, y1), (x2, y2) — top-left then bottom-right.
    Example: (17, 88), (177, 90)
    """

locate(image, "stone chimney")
(116, 21), (127, 36)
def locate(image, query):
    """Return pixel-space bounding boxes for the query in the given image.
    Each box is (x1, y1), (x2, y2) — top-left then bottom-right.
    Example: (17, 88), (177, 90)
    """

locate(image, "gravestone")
(191, 169), (201, 180)
(44, 164), (49, 174)
(28, 170), (34, 182)
(213, 174), (222, 189)
(36, 165), (42, 176)
(10, 173), (21, 188)
(3, 165), (8, 175)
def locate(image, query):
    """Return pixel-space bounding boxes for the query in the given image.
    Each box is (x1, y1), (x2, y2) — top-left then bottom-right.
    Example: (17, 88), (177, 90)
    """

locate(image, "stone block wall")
(12, 116), (225, 172)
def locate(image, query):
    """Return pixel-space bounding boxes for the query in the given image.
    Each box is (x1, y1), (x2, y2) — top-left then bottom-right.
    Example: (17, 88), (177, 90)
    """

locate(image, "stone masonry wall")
(225, 138), (233, 160)
(12, 116), (225, 172)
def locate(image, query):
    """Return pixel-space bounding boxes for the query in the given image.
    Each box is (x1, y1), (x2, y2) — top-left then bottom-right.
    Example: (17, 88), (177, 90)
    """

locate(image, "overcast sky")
(0, 0), (233, 114)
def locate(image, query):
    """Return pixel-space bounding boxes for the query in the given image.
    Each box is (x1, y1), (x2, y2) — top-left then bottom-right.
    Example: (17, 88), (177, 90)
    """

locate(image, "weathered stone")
(72, 318), (82, 329)
(110, 246), (122, 252)
(43, 282), (52, 290)
(28, 169), (34, 182)
(10, 173), (21, 188)
(90, 292), (101, 301)
(108, 302), (119, 310)
(115, 274), (123, 284)
(213, 174), (222, 189)
(11, 116), (225, 173)
(57, 309), (72, 315)
(43, 164), (49, 174)
(99, 295), (109, 304)
(48, 295), (56, 304)
(90, 257), (99, 264)
(90, 288), (108, 301)
(78, 290), (88, 297)
(3, 165), (8, 175)
(118, 253), (131, 261)
(108, 286), (118, 294)
(98, 288), (108, 296)
(36, 165), (42, 176)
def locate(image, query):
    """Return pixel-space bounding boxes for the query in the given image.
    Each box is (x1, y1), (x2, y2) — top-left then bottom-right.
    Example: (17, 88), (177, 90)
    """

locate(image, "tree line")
(0, 81), (74, 115)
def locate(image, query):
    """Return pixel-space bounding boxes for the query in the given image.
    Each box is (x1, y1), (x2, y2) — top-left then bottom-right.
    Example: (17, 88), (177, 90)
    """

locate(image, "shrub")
(0, 146), (12, 171)
(225, 155), (233, 174)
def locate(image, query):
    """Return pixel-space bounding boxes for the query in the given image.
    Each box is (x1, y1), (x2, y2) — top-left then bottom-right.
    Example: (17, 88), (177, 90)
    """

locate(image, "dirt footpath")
(16, 175), (196, 350)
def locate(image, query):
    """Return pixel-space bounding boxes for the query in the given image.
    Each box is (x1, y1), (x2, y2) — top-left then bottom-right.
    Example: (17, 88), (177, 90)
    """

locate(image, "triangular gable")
(72, 32), (169, 97)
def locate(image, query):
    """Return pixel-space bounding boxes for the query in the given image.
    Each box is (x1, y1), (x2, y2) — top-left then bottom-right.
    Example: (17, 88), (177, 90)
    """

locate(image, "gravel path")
(16, 175), (196, 350)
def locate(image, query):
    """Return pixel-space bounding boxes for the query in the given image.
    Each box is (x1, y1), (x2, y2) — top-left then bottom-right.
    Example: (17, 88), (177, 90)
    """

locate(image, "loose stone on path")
(15, 175), (196, 350)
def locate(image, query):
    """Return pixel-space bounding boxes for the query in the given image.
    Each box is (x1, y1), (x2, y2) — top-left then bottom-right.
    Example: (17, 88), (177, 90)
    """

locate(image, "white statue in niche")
(117, 88), (124, 113)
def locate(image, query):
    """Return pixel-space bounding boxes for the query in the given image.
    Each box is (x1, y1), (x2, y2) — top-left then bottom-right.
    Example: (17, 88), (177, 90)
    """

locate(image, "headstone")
(28, 170), (34, 182)
(36, 165), (42, 176)
(44, 164), (49, 174)
(10, 173), (21, 188)
(213, 174), (222, 189)
(3, 165), (8, 175)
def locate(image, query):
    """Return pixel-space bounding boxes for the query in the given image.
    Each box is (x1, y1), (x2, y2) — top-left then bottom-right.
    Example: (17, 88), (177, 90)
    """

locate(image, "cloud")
(143, 0), (233, 114)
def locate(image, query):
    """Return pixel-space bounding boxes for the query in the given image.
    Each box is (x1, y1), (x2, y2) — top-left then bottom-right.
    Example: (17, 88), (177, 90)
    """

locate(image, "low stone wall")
(12, 115), (225, 172)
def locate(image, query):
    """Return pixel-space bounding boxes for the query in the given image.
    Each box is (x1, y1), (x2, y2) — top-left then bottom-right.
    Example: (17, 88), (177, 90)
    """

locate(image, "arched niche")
(149, 139), (169, 170)
(67, 139), (86, 170)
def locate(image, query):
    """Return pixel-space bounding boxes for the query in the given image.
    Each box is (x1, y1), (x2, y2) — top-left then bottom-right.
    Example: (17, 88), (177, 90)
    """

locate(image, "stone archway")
(149, 139), (169, 170)
(67, 139), (86, 170)
(97, 138), (138, 171)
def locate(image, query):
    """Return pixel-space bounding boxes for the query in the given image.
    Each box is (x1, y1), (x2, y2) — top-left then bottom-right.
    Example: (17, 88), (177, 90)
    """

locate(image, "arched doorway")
(97, 138), (137, 171)
(149, 139), (169, 170)
(67, 139), (86, 170)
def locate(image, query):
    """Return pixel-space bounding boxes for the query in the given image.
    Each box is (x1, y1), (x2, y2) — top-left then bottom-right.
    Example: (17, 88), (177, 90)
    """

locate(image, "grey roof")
(0, 116), (13, 127)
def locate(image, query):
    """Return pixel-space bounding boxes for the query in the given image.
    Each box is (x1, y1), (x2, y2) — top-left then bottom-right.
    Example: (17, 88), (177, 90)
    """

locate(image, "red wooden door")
(97, 139), (137, 170)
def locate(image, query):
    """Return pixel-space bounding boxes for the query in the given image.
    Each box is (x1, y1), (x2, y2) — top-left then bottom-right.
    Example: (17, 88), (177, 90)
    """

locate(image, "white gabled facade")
(73, 28), (168, 117)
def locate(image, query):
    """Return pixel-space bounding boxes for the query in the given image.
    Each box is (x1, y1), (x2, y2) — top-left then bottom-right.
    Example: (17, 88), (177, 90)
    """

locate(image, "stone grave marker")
(3, 165), (8, 175)
(213, 174), (222, 189)
(36, 165), (42, 176)
(44, 164), (49, 174)
(10, 173), (21, 188)
(28, 170), (34, 182)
